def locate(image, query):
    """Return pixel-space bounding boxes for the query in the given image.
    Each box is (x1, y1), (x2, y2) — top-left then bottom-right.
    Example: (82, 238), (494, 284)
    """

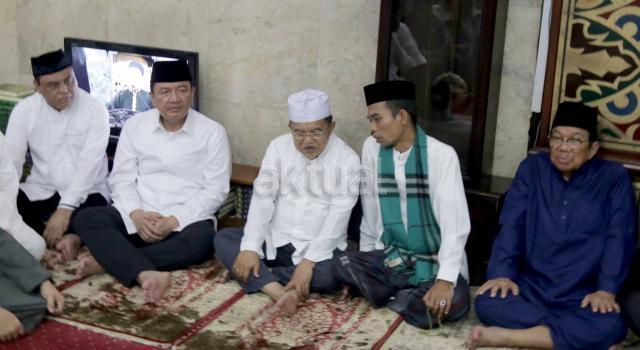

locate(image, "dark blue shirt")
(488, 153), (637, 306)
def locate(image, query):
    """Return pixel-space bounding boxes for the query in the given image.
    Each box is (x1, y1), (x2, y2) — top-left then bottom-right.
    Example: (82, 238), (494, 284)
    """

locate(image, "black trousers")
(333, 250), (470, 329)
(73, 206), (214, 287)
(16, 190), (108, 234)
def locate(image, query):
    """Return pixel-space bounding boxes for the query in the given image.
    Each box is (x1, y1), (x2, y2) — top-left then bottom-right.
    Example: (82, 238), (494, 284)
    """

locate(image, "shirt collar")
(152, 108), (195, 136)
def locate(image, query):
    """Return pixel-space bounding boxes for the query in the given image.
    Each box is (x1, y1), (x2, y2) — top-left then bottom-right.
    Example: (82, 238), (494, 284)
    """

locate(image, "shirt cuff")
(239, 236), (264, 258)
(57, 203), (77, 211)
(303, 249), (333, 263)
(59, 193), (81, 210)
(436, 264), (460, 286)
(597, 279), (618, 295)
(486, 267), (517, 281)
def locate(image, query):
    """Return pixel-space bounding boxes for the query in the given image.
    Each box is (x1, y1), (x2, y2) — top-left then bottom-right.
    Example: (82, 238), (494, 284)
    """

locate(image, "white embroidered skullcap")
(287, 89), (331, 123)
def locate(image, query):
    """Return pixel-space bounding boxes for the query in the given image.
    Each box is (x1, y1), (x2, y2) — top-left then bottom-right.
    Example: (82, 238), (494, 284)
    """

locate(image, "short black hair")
(385, 99), (417, 125)
(324, 115), (333, 123)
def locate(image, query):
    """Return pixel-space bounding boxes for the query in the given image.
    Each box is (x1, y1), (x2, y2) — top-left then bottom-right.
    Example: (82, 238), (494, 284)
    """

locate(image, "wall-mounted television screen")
(64, 37), (199, 129)
(64, 38), (199, 169)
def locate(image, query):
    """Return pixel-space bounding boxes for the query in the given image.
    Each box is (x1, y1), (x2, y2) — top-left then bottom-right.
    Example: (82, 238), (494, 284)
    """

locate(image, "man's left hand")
(581, 290), (620, 314)
(40, 280), (64, 315)
(423, 279), (454, 319)
(152, 216), (179, 238)
(284, 259), (315, 300)
(43, 208), (73, 246)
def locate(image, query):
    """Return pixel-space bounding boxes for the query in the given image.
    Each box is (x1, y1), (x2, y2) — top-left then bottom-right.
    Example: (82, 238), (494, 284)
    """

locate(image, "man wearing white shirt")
(0, 132), (45, 260)
(333, 81), (470, 329)
(73, 60), (231, 303)
(214, 89), (360, 314)
(5, 50), (110, 262)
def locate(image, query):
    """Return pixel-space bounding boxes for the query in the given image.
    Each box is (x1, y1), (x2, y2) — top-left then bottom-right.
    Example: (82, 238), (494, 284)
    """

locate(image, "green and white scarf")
(378, 126), (441, 285)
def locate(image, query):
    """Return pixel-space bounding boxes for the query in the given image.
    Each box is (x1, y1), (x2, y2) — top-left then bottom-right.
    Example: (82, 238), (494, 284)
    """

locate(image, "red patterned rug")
(1, 259), (402, 349)
(3, 259), (639, 349)
(0, 320), (160, 350)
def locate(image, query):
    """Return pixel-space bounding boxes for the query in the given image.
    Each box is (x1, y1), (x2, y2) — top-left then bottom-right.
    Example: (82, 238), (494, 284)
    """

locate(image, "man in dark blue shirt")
(467, 102), (637, 349)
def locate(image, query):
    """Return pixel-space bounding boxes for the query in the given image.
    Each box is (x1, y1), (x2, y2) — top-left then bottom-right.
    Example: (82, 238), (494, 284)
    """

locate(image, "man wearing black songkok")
(4, 49), (110, 263)
(469, 102), (637, 349)
(73, 60), (231, 303)
(333, 81), (472, 329)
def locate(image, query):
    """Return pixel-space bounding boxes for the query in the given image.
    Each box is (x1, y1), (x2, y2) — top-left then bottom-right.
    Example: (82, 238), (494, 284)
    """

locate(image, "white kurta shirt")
(110, 108), (231, 234)
(0, 132), (45, 259)
(240, 133), (360, 264)
(5, 89), (110, 209)
(359, 135), (470, 284)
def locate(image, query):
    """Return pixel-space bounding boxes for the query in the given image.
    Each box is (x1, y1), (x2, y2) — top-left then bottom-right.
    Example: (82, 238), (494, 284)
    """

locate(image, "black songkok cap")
(364, 81), (415, 106)
(31, 50), (72, 78)
(552, 102), (598, 141)
(150, 60), (192, 85)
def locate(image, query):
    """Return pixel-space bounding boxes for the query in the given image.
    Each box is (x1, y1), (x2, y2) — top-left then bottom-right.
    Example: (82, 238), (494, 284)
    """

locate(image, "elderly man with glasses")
(214, 89), (360, 315)
(468, 102), (637, 350)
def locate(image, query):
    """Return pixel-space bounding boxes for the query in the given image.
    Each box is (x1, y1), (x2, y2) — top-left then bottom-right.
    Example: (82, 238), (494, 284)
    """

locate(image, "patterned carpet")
(3, 259), (640, 349)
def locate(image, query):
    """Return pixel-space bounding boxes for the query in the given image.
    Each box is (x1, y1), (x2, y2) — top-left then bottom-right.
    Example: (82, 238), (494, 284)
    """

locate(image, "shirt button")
(563, 200), (568, 205)
(561, 215), (566, 220)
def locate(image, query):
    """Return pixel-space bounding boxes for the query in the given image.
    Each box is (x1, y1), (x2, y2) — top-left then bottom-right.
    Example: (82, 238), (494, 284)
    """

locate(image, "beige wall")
(0, 0), (542, 178)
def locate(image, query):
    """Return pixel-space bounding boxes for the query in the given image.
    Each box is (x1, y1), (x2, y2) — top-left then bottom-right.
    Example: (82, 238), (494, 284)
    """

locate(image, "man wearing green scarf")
(333, 81), (471, 329)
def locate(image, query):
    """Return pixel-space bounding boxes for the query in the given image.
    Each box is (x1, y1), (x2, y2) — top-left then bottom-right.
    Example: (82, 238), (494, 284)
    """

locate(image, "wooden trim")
(468, 0), (499, 184)
(537, 0), (564, 148)
(231, 163), (259, 186)
(375, 0), (393, 82)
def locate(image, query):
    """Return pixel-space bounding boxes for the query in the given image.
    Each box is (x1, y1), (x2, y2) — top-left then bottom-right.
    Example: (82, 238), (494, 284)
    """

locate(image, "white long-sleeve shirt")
(5, 89), (110, 209)
(110, 108), (231, 234)
(0, 132), (45, 259)
(359, 135), (470, 284)
(240, 133), (360, 264)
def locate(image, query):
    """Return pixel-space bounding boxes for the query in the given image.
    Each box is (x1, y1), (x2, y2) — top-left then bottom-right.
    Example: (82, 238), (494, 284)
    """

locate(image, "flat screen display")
(64, 38), (199, 128)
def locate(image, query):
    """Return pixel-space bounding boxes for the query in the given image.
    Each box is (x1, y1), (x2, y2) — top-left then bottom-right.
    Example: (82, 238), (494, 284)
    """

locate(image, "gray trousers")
(0, 229), (49, 331)
(214, 227), (340, 294)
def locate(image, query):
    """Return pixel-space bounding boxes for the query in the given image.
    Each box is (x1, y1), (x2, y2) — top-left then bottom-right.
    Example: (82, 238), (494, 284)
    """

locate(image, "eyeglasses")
(155, 87), (192, 98)
(548, 135), (586, 149)
(291, 129), (326, 139)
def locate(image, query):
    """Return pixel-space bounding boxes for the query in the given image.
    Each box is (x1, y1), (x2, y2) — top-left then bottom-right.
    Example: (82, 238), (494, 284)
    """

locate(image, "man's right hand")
(476, 277), (520, 298)
(130, 210), (164, 243)
(232, 250), (261, 283)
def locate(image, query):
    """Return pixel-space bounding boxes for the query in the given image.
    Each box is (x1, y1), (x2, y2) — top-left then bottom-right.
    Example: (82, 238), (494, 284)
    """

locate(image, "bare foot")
(42, 249), (64, 268)
(138, 271), (171, 304)
(76, 254), (104, 278)
(274, 289), (300, 315)
(465, 325), (506, 349)
(56, 234), (82, 262)
(0, 307), (25, 342)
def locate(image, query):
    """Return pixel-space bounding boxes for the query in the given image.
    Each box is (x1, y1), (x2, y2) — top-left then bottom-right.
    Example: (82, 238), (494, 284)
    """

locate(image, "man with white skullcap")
(215, 89), (360, 314)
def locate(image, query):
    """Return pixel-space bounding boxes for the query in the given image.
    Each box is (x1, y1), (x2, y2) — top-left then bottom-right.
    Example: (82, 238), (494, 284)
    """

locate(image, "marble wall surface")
(491, 0), (543, 177)
(0, 0), (543, 178)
